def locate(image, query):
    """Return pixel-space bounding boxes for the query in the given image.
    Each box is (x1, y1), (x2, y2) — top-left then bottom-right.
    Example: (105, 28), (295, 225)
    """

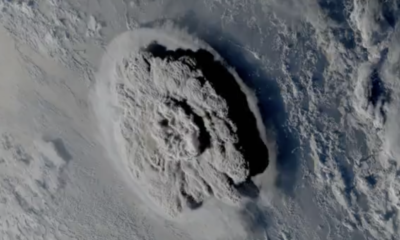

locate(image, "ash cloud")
(113, 41), (269, 217)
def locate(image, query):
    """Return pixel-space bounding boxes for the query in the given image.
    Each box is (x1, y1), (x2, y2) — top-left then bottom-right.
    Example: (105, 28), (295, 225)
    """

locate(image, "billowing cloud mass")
(94, 29), (269, 218)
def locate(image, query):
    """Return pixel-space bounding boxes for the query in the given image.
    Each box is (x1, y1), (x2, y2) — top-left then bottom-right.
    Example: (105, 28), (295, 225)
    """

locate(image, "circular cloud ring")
(92, 27), (269, 218)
